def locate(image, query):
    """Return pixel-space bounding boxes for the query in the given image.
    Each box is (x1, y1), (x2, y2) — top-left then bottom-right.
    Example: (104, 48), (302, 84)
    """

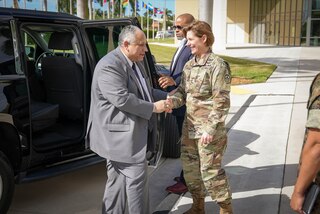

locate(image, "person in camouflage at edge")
(291, 73), (320, 214)
(168, 20), (233, 214)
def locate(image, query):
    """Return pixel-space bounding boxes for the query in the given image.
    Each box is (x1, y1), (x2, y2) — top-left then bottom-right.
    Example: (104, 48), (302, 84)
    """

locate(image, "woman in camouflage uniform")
(291, 73), (320, 214)
(168, 21), (233, 214)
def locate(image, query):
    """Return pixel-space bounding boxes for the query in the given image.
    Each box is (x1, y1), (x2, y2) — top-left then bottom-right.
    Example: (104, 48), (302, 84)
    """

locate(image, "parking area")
(8, 163), (106, 214)
(8, 158), (181, 214)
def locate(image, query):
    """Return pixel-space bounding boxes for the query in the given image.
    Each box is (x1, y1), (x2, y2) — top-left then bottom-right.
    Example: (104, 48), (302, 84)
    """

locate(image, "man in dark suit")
(158, 13), (195, 194)
(86, 25), (171, 214)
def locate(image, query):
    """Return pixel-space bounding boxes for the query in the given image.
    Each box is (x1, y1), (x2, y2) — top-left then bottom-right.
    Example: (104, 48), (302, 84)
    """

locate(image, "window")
(85, 25), (123, 61)
(0, 24), (15, 75)
(250, 0), (303, 46)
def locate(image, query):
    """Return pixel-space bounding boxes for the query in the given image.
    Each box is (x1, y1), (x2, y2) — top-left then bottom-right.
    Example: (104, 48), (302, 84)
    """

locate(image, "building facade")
(176, 0), (320, 49)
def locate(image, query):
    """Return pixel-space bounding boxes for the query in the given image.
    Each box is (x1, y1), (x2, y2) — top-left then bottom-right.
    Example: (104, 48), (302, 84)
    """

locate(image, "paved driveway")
(8, 158), (181, 214)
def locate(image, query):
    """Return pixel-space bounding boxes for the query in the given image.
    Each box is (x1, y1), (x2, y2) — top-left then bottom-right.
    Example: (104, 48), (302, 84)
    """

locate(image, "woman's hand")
(153, 99), (173, 113)
(290, 191), (305, 214)
(200, 131), (213, 144)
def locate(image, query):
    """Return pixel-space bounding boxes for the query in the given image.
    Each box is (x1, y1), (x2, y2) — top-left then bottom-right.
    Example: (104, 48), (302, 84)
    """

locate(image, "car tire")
(0, 153), (14, 214)
(162, 114), (181, 158)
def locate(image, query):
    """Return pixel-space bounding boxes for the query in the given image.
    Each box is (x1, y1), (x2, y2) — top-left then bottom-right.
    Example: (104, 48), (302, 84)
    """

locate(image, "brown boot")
(183, 196), (205, 214)
(219, 203), (233, 214)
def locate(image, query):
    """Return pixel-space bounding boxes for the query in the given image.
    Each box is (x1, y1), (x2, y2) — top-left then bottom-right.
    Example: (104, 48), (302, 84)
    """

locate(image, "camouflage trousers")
(181, 133), (232, 204)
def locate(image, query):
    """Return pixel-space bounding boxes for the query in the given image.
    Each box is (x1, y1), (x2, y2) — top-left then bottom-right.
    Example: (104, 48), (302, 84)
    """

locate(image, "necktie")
(132, 63), (154, 131)
(132, 63), (150, 102)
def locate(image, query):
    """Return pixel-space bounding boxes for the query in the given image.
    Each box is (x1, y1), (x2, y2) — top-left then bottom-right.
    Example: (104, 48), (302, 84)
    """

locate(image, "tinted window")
(0, 24), (15, 75)
(85, 25), (123, 60)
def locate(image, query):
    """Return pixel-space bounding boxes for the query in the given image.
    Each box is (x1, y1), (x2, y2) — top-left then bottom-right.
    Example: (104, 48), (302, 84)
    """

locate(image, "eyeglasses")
(173, 25), (183, 30)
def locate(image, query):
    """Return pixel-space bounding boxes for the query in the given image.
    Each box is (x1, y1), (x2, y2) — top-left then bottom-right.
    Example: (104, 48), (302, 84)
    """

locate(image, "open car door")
(79, 18), (165, 167)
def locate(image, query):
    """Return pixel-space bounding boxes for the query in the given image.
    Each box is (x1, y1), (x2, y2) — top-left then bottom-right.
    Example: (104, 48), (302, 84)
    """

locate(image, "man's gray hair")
(118, 25), (141, 46)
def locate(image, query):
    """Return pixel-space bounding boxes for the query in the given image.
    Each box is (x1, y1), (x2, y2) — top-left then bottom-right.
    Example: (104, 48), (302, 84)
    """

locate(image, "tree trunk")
(13, 0), (19, 8)
(70, 0), (73, 14)
(88, 0), (93, 20)
(43, 0), (48, 11)
(77, 0), (89, 19)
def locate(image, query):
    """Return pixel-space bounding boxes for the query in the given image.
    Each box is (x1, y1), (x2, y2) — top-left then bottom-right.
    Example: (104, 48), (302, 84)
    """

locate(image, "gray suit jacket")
(86, 47), (166, 163)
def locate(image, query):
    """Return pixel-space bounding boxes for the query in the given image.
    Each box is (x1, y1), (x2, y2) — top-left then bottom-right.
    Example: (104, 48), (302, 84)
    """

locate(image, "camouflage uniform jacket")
(306, 73), (320, 183)
(169, 51), (231, 139)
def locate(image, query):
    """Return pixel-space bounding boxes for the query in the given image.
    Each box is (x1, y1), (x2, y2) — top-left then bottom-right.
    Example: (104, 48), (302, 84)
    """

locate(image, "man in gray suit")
(86, 25), (171, 214)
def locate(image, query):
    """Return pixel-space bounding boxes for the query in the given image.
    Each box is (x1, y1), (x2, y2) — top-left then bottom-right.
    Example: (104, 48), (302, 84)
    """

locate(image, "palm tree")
(164, 8), (173, 21)
(114, 0), (121, 17)
(110, 0), (128, 18)
(129, 0), (141, 17)
(58, 0), (76, 14)
(161, 8), (173, 30)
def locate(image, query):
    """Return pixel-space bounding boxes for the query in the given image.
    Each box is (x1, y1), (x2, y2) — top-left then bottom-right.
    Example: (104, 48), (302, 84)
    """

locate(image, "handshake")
(153, 98), (173, 113)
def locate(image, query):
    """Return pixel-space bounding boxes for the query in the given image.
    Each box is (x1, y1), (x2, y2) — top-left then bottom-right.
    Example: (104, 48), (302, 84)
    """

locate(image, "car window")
(22, 32), (37, 61)
(39, 32), (75, 57)
(85, 25), (123, 61)
(0, 24), (16, 75)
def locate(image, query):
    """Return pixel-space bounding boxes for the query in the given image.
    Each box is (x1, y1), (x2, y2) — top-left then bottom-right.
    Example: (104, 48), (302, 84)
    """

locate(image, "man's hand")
(153, 99), (173, 113)
(158, 74), (176, 89)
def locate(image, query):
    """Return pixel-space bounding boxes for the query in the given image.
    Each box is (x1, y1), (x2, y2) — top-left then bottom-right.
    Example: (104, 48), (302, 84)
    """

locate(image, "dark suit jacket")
(86, 47), (166, 163)
(168, 41), (193, 117)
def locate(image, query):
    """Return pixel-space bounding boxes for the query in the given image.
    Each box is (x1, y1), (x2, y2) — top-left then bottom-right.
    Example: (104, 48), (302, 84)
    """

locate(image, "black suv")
(0, 8), (180, 213)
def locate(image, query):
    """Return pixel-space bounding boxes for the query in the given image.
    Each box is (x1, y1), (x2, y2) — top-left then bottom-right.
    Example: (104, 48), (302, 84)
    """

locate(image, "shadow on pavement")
(226, 164), (298, 193)
(224, 129), (260, 165)
(170, 193), (294, 214)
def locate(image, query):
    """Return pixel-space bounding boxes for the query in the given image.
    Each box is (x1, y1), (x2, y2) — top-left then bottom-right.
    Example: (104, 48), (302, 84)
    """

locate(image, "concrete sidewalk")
(153, 47), (320, 214)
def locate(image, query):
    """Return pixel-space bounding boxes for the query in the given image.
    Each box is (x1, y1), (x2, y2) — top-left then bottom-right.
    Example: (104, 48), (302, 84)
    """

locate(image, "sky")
(0, 0), (57, 11)
(0, 0), (175, 18)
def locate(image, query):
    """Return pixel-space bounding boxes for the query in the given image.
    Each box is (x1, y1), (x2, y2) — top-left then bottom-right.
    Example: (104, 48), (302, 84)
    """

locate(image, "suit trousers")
(102, 160), (149, 214)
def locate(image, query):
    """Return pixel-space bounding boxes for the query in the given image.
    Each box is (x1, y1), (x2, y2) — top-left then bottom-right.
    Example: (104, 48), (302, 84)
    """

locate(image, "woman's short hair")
(184, 20), (215, 47)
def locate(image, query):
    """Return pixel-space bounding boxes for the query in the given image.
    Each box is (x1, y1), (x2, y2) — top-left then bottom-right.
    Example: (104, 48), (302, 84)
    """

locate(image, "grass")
(148, 38), (175, 44)
(148, 44), (176, 65)
(220, 55), (277, 84)
(148, 44), (276, 85)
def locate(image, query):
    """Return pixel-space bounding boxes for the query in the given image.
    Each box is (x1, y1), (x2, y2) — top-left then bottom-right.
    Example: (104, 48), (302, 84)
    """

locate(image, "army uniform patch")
(224, 61), (231, 84)
(225, 73), (231, 84)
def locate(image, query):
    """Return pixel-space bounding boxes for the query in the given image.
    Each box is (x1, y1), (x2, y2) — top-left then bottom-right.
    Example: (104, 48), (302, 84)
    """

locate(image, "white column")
(212, 0), (227, 50)
(199, 0), (213, 27)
